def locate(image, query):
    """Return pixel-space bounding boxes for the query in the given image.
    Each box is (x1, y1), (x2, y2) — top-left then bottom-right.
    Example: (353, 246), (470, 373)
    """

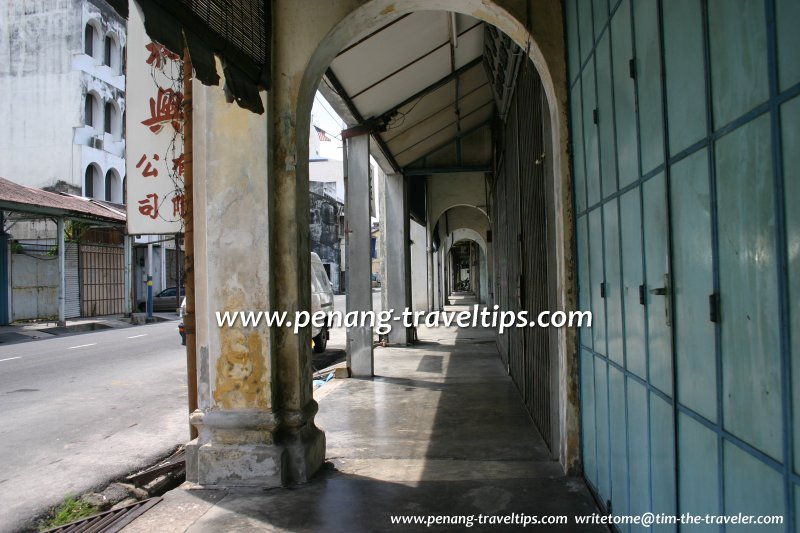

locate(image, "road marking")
(0, 357), (21, 362)
(127, 334), (148, 339)
(67, 343), (97, 350)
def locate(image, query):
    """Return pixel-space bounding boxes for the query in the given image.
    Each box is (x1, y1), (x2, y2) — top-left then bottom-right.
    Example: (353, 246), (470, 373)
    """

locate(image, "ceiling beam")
(323, 69), (401, 173)
(403, 165), (490, 176)
(375, 57), (483, 124)
(401, 117), (493, 168)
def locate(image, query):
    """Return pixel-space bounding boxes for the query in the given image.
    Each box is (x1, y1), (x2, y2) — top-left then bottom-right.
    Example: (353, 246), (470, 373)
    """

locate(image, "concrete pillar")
(345, 134), (374, 375)
(57, 217), (65, 326)
(380, 172), (411, 344)
(186, 74), (291, 487)
(123, 234), (132, 314)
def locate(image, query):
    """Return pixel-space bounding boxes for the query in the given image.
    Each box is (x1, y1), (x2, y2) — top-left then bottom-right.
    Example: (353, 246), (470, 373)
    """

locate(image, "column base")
(279, 400), (326, 484)
(186, 409), (286, 488)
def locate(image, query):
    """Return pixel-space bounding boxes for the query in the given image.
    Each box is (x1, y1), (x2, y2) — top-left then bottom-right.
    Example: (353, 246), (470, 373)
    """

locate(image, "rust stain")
(213, 326), (269, 410)
(380, 4), (395, 15)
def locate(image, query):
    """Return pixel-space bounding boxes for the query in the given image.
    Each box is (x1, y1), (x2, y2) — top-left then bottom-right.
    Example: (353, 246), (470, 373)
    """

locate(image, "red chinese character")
(136, 154), (160, 178)
(172, 154), (185, 176)
(141, 87), (183, 134)
(145, 42), (180, 69)
(138, 193), (159, 220)
(172, 193), (185, 218)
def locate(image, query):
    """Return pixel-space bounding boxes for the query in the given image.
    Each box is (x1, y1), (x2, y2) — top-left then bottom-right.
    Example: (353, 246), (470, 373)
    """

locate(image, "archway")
(283, 0), (576, 472)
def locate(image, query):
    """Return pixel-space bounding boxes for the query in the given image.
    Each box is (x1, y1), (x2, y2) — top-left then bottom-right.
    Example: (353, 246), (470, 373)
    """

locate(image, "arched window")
(104, 35), (112, 66)
(104, 102), (112, 134)
(84, 94), (94, 127)
(84, 166), (96, 197)
(84, 24), (94, 56)
(105, 170), (113, 201)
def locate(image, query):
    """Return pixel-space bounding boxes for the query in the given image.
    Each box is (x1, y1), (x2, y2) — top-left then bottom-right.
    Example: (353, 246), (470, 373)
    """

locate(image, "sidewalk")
(0, 313), (178, 345)
(121, 324), (602, 532)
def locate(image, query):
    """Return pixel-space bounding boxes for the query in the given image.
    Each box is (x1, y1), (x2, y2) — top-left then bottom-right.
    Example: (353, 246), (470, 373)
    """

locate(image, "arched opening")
(293, 0), (572, 470)
(104, 169), (121, 203)
(84, 92), (100, 129)
(104, 32), (121, 73)
(84, 164), (101, 198)
(84, 21), (101, 59)
(104, 100), (120, 138)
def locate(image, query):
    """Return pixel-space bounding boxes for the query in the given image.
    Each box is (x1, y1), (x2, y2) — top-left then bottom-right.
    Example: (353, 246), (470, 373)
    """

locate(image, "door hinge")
(629, 58), (637, 79)
(600, 282), (607, 298)
(593, 108), (599, 125)
(639, 284), (646, 305)
(709, 293), (719, 323)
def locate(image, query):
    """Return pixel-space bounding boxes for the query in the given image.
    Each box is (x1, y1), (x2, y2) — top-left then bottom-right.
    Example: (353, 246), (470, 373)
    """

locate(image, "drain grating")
(43, 497), (162, 533)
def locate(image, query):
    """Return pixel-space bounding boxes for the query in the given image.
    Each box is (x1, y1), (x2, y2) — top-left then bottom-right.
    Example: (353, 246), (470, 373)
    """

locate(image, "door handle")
(647, 274), (671, 327)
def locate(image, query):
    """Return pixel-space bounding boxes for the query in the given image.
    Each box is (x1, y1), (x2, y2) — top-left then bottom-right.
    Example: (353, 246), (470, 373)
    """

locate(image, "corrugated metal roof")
(323, 11), (494, 173)
(0, 178), (126, 223)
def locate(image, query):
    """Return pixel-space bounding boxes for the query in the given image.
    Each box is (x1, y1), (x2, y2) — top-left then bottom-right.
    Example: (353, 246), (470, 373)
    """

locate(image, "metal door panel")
(595, 359), (611, 501)
(670, 149), (716, 421)
(579, 0), (595, 64)
(582, 349), (598, 487)
(604, 198), (623, 364)
(566, 0), (581, 82)
(663, 0), (706, 156)
(708, 0), (768, 128)
(782, 96), (800, 470)
(592, 0), (609, 39)
(609, 366), (630, 525)
(723, 441), (785, 523)
(583, 62), (601, 208)
(678, 413), (719, 532)
(776, 0), (800, 91)
(611, 0), (638, 188)
(589, 208), (606, 354)
(596, 32), (617, 199)
(577, 215), (592, 351)
(649, 394), (676, 531)
(572, 81), (588, 213)
(643, 173), (671, 395)
(620, 188), (646, 377)
(633, 0), (664, 175)
(626, 379), (651, 521)
(717, 115), (782, 460)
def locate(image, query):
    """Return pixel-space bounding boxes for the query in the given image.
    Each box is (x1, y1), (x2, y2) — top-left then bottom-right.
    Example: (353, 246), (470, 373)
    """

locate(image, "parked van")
(311, 252), (335, 353)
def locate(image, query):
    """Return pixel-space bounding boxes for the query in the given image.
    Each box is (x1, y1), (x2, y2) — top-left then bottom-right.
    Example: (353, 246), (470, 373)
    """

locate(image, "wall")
(11, 246), (59, 321)
(409, 220), (428, 312)
(0, 0), (125, 197)
(568, 0), (800, 527)
(309, 190), (343, 292)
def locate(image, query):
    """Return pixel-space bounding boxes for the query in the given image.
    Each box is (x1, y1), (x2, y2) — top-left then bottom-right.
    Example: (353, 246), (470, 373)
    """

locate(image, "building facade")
(0, 0), (126, 201)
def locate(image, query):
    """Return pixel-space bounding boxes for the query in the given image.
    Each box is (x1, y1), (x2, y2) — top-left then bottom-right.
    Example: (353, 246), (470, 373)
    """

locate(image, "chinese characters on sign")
(126, 0), (185, 235)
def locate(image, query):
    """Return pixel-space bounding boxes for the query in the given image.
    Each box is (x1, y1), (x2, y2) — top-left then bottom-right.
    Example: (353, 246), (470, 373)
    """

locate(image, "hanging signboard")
(126, 0), (185, 235)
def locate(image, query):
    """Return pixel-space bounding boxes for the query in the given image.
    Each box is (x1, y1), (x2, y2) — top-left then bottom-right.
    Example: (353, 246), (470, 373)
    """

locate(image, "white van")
(310, 252), (335, 353)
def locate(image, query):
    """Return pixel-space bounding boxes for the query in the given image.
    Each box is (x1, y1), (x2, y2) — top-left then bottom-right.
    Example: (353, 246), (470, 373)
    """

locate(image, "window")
(84, 166), (96, 197)
(84, 94), (93, 127)
(104, 35), (112, 66)
(104, 171), (112, 201)
(104, 102), (112, 133)
(84, 24), (94, 56)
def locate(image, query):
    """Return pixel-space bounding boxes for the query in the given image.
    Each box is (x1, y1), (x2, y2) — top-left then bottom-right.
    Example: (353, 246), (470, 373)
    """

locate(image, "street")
(0, 320), (188, 532)
(0, 292), (381, 532)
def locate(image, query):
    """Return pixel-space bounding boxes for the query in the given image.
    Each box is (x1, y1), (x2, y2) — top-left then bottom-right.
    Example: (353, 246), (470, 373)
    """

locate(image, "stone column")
(380, 172), (411, 344)
(345, 134), (374, 375)
(186, 75), (286, 487)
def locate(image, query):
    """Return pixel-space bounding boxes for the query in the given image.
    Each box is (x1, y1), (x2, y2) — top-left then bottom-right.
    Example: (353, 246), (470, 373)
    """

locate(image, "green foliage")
(39, 496), (99, 531)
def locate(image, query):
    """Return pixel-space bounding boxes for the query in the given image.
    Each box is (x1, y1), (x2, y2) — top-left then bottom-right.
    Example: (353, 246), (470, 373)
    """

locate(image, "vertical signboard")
(126, 0), (185, 235)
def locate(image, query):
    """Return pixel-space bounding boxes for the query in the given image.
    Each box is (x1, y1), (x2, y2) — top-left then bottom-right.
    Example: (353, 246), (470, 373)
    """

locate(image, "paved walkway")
(123, 324), (602, 532)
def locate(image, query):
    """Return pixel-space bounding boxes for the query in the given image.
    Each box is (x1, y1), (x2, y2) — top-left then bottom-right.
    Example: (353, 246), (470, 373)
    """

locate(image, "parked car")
(137, 286), (185, 312)
(311, 253), (334, 353)
(178, 297), (186, 345)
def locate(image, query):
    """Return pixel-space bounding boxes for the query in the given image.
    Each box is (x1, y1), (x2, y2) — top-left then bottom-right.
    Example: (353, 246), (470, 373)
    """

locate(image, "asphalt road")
(0, 320), (189, 533)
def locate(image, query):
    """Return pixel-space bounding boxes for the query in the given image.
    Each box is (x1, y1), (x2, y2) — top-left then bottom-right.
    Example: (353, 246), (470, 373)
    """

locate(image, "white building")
(0, 0), (126, 201)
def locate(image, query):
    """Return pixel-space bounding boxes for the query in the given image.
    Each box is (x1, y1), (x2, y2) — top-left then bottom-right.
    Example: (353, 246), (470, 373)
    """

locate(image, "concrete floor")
(123, 322), (603, 532)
